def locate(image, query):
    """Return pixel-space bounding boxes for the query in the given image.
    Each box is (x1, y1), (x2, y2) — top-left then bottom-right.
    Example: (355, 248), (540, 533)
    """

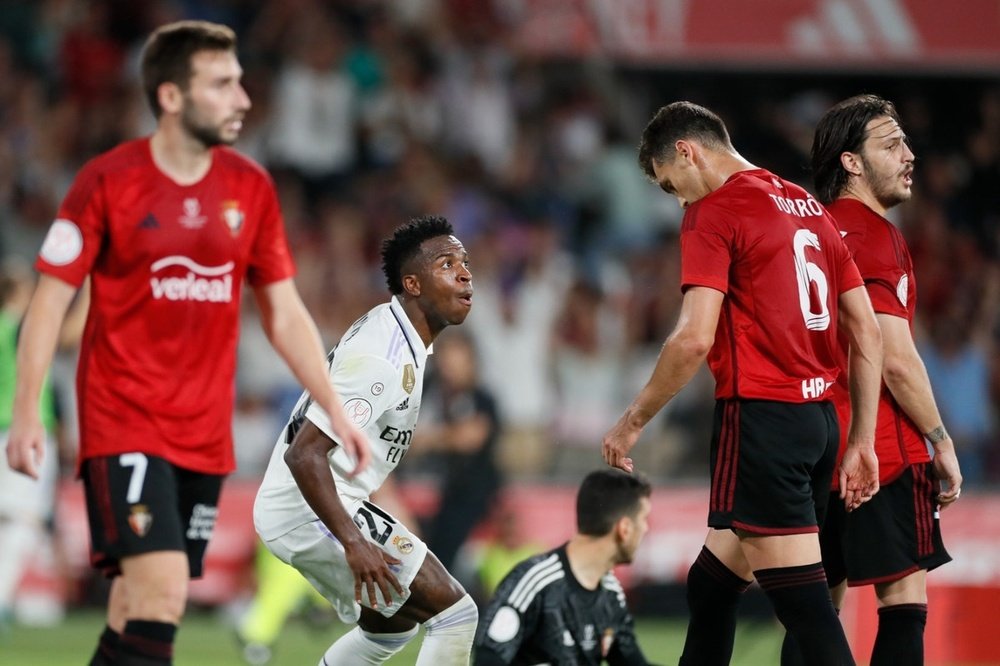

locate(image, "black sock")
(89, 625), (121, 666)
(781, 604), (840, 666)
(678, 547), (752, 666)
(756, 563), (854, 666)
(871, 603), (927, 666)
(117, 620), (177, 666)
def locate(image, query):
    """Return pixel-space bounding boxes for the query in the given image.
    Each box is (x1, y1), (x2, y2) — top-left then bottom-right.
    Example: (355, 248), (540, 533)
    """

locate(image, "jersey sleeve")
(35, 160), (107, 287)
(606, 609), (652, 665)
(245, 173), (295, 287)
(679, 200), (735, 294)
(473, 562), (544, 665)
(849, 228), (909, 317)
(305, 352), (397, 442)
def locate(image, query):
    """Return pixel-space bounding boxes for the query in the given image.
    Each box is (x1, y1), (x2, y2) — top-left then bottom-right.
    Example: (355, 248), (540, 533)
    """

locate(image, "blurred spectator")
(413, 329), (502, 571)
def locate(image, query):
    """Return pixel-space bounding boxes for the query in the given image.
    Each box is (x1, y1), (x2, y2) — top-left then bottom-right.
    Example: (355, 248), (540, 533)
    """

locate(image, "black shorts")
(81, 454), (224, 579)
(820, 462), (951, 587)
(708, 399), (838, 535)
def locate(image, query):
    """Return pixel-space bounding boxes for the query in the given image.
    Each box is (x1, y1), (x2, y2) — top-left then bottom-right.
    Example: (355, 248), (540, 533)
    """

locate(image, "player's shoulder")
(496, 549), (565, 607)
(213, 146), (274, 182)
(79, 138), (150, 179)
(600, 571), (629, 607)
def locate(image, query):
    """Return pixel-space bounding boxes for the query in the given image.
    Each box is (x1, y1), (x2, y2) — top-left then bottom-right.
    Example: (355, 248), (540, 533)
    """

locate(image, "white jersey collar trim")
(389, 295), (430, 368)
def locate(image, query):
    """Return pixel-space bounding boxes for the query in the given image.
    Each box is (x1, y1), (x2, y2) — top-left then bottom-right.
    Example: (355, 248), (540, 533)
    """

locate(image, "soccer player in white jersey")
(254, 215), (477, 665)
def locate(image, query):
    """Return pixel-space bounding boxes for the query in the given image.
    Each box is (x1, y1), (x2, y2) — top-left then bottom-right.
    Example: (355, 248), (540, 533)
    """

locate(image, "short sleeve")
(36, 161), (107, 288)
(679, 201), (735, 294)
(849, 229), (910, 317)
(246, 173), (295, 287)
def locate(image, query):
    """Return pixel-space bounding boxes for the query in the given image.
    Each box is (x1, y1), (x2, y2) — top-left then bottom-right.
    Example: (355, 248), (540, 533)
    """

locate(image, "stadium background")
(1, 1), (998, 664)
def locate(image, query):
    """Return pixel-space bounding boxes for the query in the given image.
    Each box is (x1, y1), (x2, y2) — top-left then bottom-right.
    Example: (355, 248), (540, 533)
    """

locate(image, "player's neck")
(707, 151), (757, 190)
(149, 126), (214, 186)
(840, 188), (887, 217)
(565, 536), (614, 591)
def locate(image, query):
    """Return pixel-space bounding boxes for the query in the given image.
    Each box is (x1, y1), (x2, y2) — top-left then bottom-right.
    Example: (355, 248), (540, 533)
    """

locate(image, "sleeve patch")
(39, 219), (83, 266)
(487, 606), (520, 643)
(342, 398), (374, 427)
(896, 274), (908, 306)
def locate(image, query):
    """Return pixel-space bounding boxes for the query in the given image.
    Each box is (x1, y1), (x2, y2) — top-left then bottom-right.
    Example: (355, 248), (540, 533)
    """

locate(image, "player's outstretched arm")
(253, 278), (371, 476)
(877, 313), (962, 505)
(8, 274), (77, 479)
(283, 420), (403, 608)
(602, 286), (721, 472)
(836, 285), (883, 510)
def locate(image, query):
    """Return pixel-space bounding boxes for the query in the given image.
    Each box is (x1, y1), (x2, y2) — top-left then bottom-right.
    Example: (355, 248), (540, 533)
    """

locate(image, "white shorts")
(0, 432), (58, 519)
(260, 496), (428, 624)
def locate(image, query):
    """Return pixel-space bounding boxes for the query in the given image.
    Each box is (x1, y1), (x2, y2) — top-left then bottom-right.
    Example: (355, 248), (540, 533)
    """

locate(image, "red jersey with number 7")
(35, 138), (295, 474)
(680, 168), (863, 403)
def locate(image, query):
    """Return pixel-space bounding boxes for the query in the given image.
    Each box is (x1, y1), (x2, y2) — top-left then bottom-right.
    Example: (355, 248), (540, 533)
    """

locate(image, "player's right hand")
(345, 540), (404, 610)
(6, 417), (46, 479)
(839, 442), (879, 511)
(602, 415), (641, 473)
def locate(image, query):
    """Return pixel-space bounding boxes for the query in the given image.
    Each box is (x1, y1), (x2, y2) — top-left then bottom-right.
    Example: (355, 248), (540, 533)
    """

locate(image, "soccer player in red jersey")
(602, 101), (883, 666)
(5, 21), (369, 666)
(781, 94), (963, 666)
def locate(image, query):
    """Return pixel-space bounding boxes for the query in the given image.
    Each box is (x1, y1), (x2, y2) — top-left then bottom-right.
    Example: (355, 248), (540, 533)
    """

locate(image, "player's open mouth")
(458, 292), (473, 306)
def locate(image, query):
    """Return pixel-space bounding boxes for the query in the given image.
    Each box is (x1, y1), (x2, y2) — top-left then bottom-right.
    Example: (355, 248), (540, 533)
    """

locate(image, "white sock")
(0, 518), (39, 608)
(415, 594), (478, 666)
(319, 625), (418, 666)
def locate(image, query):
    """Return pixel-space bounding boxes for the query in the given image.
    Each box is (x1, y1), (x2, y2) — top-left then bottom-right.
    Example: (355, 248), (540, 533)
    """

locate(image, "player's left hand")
(931, 439), (962, 509)
(839, 442), (879, 511)
(602, 415), (641, 473)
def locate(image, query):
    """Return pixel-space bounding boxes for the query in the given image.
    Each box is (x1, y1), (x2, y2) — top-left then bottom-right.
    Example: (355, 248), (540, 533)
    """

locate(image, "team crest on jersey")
(220, 200), (244, 236)
(896, 274), (909, 307)
(402, 364), (415, 394)
(128, 505), (153, 537)
(392, 535), (414, 555)
(179, 198), (207, 229)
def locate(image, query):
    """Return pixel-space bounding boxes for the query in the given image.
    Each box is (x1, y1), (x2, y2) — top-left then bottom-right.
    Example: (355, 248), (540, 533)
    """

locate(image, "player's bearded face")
(858, 116), (914, 210)
(180, 50), (250, 148)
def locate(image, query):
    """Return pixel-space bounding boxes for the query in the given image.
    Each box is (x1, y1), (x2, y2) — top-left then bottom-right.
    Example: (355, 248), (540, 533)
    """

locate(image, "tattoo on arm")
(926, 426), (948, 444)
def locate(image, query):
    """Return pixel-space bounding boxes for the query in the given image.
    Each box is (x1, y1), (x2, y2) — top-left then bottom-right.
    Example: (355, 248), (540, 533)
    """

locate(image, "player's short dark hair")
(576, 469), (652, 537)
(811, 94), (903, 204)
(637, 101), (733, 180)
(140, 20), (238, 118)
(380, 215), (454, 295)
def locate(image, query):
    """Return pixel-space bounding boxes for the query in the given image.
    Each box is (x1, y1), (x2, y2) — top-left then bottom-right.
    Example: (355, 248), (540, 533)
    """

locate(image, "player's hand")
(344, 540), (404, 610)
(602, 415), (642, 473)
(839, 442), (879, 511)
(328, 412), (372, 477)
(931, 438), (962, 509)
(6, 416), (46, 480)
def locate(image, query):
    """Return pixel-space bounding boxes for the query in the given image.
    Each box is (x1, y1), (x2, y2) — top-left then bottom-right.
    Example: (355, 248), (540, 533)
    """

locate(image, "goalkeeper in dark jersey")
(474, 469), (658, 665)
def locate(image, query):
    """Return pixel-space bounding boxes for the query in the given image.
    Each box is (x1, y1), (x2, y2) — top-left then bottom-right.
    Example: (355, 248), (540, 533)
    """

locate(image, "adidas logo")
(138, 213), (160, 230)
(395, 398), (409, 411)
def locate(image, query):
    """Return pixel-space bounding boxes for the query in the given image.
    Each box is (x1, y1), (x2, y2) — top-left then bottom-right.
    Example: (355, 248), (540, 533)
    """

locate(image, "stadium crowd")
(1, 0), (997, 488)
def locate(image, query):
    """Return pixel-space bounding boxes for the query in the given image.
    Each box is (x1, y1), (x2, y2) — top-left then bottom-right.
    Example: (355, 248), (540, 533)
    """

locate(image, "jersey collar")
(389, 295), (431, 368)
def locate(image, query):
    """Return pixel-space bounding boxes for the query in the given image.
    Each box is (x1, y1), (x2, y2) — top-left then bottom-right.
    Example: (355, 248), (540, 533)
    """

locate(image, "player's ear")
(157, 81), (184, 116)
(614, 515), (631, 542)
(401, 273), (421, 298)
(840, 151), (863, 177)
(675, 139), (694, 164)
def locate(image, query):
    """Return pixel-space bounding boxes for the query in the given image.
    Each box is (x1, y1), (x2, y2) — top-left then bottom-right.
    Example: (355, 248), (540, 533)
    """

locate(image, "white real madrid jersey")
(255, 296), (429, 541)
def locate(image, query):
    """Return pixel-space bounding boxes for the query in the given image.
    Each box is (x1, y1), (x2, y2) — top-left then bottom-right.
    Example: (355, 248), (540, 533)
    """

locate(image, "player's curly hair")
(381, 215), (454, 295)
(637, 101), (733, 181)
(811, 94), (903, 204)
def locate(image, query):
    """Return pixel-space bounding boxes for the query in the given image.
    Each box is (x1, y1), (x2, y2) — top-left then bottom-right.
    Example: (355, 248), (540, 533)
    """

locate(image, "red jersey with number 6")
(680, 168), (863, 403)
(35, 138), (295, 474)
(828, 198), (929, 485)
